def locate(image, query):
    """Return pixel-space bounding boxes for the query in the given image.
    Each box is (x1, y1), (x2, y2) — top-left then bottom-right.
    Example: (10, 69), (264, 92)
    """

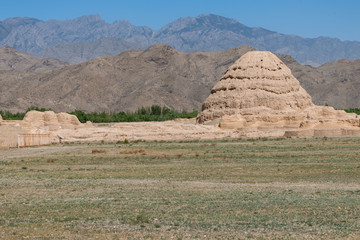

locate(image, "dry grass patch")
(119, 149), (145, 154)
(0, 137), (360, 239)
(91, 149), (106, 154)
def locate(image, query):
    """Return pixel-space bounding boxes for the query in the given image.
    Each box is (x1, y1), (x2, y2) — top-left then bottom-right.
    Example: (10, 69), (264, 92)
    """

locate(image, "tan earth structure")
(1, 51), (360, 148)
(197, 51), (360, 137)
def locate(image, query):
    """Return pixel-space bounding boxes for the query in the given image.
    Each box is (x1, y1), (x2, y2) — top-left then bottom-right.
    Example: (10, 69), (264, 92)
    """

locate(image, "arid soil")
(0, 112), (240, 148)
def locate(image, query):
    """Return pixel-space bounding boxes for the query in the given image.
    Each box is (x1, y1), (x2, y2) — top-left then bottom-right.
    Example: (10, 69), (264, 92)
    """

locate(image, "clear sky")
(1, 0), (359, 41)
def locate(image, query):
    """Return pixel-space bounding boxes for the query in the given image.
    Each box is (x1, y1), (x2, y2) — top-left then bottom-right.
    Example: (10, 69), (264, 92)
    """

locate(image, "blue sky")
(1, 0), (359, 41)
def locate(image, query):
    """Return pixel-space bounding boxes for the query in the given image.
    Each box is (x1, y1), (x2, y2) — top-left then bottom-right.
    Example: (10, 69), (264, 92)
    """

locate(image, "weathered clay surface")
(0, 111), (240, 148)
(0, 125), (26, 148)
(22, 111), (82, 131)
(197, 51), (314, 123)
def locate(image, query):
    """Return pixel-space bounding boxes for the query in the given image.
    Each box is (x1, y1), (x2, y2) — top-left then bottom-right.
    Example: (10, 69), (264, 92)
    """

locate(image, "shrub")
(345, 108), (360, 115)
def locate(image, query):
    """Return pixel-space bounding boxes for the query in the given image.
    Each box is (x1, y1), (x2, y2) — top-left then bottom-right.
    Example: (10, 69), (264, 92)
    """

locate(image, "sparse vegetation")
(70, 105), (198, 123)
(91, 149), (106, 154)
(2, 106), (359, 122)
(345, 108), (360, 115)
(0, 137), (360, 239)
(0, 105), (198, 122)
(0, 106), (51, 120)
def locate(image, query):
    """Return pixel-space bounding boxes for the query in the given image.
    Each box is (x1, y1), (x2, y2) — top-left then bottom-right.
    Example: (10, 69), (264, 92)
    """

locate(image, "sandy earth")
(38, 118), (245, 143)
(2, 112), (359, 149)
(0, 114), (242, 147)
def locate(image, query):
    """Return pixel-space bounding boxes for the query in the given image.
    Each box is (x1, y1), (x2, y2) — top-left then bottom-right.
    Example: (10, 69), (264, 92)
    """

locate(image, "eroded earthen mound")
(22, 111), (82, 130)
(197, 51), (314, 123)
(197, 51), (360, 137)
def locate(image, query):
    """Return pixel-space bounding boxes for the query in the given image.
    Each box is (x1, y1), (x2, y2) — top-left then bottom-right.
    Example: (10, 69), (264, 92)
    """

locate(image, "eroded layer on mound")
(197, 51), (314, 123)
(219, 106), (358, 129)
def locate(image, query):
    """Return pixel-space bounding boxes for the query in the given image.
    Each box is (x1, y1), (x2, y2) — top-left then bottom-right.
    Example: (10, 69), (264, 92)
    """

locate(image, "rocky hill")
(34, 38), (143, 64)
(0, 46), (68, 72)
(278, 55), (360, 108)
(0, 45), (253, 112)
(0, 45), (360, 111)
(0, 45), (359, 113)
(1, 14), (360, 65)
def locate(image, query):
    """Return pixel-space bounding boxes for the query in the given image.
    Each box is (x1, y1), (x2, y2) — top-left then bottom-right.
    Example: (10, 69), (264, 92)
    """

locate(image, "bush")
(151, 105), (162, 115)
(345, 108), (360, 115)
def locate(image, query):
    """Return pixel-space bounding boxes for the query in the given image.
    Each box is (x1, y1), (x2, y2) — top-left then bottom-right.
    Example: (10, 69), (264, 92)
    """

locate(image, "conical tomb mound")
(197, 51), (360, 137)
(197, 51), (314, 123)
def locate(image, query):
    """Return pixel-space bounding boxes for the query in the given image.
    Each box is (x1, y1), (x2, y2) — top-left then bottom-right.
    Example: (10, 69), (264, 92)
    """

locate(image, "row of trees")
(345, 108), (360, 115)
(2, 106), (359, 123)
(0, 105), (198, 123)
(70, 105), (198, 123)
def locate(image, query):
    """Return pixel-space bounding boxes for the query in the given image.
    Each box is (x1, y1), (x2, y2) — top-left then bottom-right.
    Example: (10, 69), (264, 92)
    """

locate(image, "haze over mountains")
(1, 45), (360, 113)
(1, 14), (360, 65)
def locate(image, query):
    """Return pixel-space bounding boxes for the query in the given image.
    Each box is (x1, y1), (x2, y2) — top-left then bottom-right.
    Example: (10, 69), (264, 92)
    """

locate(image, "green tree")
(151, 105), (162, 115)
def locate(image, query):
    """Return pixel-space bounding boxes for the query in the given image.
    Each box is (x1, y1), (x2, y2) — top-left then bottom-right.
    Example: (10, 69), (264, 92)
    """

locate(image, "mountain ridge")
(1, 14), (360, 65)
(0, 45), (254, 112)
(34, 38), (143, 64)
(1, 45), (360, 113)
(0, 46), (68, 72)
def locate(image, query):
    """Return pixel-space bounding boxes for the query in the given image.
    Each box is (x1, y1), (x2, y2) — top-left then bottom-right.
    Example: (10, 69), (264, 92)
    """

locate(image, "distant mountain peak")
(158, 14), (243, 32)
(197, 13), (239, 23)
(72, 14), (102, 23)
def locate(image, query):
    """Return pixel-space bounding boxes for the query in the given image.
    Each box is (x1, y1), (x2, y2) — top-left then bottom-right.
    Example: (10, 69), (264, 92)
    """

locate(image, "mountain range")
(1, 14), (360, 65)
(1, 45), (360, 113)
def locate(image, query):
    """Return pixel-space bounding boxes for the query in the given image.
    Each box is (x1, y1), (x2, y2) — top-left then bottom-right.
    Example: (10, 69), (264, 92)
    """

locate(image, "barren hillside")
(279, 55), (360, 108)
(0, 45), (253, 112)
(0, 46), (69, 72)
(0, 45), (359, 113)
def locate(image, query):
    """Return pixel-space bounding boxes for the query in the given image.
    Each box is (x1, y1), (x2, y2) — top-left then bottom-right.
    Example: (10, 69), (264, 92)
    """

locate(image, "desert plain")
(0, 137), (360, 239)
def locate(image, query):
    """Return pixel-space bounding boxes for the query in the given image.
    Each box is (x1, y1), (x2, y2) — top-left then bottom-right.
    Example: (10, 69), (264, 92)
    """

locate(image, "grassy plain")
(0, 137), (359, 239)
